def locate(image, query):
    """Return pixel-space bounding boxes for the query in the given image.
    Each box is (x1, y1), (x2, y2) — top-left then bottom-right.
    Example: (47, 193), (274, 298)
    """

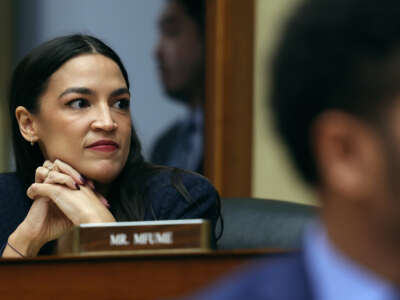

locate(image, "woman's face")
(32, 54), (132, 183)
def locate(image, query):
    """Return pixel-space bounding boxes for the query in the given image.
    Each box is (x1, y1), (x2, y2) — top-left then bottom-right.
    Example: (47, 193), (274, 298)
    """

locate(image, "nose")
(91, 104), (117, 132)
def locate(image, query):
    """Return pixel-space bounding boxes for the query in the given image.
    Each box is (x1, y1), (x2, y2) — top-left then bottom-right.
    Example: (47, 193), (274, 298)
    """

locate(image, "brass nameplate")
(57, 219), (211, 256)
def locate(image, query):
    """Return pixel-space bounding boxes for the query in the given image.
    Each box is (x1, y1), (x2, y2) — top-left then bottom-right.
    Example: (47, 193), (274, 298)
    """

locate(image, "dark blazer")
(187, 252), (314, 300)
(150, 121), (203, 174)
(0, 170), (220, 255)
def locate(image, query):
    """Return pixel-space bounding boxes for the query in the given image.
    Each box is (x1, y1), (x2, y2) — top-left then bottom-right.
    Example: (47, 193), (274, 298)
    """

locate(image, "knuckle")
(27, 183), (38, 196)
(47, 171), (56, 180)
(43, 160), (52, 168)
(39, 167), (48, 175)
(68, 177), (75, 185)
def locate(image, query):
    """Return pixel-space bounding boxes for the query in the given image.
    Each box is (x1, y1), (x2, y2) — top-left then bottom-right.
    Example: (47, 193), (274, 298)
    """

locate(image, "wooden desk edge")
(0, 248), (291, 264)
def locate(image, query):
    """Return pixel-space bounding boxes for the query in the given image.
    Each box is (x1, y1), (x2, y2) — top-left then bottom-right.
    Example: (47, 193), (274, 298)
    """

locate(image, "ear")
(15, 106), (39, 144)
(312, 110), (381, 201)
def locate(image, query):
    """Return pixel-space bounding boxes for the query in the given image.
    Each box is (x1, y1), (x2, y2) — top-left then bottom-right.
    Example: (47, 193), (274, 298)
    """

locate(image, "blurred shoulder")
(187, 253), (312, 300)
(150, 121), (182, 163)
(153, 121), (182, 145)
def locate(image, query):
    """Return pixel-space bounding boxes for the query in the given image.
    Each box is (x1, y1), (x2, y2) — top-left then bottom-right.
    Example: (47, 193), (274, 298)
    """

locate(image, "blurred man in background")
(186, 0), (400, 298)
(152, 0), (205, 173)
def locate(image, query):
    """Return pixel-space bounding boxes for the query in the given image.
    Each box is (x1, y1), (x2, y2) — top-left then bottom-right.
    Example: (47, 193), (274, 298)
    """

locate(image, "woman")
(1, 34), (221, 257)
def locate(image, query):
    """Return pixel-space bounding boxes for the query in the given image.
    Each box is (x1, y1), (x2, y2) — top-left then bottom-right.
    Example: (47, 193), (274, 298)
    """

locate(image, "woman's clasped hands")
(8, 159), (115, 257)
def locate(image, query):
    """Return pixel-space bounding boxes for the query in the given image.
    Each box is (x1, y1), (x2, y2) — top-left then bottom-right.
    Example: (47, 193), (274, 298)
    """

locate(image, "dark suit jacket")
(187, 252), (314, 300)
(0, 170), (219, 255)
(151, 121), (203, 174)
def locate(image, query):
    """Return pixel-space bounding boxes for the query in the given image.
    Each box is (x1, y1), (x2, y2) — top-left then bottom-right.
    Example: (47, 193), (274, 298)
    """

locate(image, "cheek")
(38, 119), (85, 160)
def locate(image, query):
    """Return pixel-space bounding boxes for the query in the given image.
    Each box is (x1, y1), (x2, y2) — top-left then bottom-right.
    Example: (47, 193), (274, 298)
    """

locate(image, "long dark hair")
(9, 34), (222, 236)
(9, 34), (136, 187)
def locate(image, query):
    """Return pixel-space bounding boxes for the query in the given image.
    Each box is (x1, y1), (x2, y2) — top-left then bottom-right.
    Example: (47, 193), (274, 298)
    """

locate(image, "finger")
(86, 180), (96, 190)
(52, 159), (85, 185)
(26, 183), (112, 225)
(27, 183), (62, 201)
(35, 166), (50, 183)
(27, 183), (75, 209)
(43, 160), (53, 170)
(31, 196), (50, 203)
(97, 194), (110, 208)
(45, 170), (80, 190)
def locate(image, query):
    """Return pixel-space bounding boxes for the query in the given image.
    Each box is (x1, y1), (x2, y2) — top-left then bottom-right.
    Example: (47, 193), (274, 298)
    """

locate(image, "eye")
(113, 99), (130, 111)
(67, 98), (90, 109)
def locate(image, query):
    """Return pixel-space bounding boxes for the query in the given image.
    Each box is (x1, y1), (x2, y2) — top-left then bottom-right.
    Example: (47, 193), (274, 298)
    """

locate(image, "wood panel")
(0, 250), (282, 300)
(204, 0), (254, 197)
(0, 0), (13, 172)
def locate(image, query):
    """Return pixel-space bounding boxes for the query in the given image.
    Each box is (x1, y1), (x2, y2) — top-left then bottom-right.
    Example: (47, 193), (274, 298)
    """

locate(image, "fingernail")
(101, 197), (110, 208)
(88, 180), (95, 190)
(75, 183), (80, 190)
(80, 176), (87, 185)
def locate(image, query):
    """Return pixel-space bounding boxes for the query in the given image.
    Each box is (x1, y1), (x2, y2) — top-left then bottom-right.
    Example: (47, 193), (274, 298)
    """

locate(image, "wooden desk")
(0, 249), (284, 300)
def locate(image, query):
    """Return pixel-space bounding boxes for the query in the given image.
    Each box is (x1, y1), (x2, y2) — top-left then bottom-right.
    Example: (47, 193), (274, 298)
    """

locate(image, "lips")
(86, 140), (119, 152)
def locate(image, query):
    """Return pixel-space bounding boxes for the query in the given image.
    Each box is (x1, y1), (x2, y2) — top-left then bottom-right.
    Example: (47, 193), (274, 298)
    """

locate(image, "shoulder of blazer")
(144, 168), (219, 221)
(189, 252), (314, 300)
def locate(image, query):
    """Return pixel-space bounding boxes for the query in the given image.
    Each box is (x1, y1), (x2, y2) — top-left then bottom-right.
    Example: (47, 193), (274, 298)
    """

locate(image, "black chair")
(218, 198), (317, 249)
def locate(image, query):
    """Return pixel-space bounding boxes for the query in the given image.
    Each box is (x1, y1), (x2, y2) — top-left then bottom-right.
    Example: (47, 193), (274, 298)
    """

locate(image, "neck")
(321, 193), (400, 285)
(186, 87), (203, 108)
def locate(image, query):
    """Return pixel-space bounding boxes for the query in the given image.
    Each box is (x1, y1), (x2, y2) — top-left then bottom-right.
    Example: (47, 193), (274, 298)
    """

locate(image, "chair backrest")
(218, 198), (317, 250)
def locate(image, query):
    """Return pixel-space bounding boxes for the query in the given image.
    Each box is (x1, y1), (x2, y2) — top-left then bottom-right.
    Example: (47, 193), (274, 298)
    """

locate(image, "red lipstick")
(86, 140), (119, 152)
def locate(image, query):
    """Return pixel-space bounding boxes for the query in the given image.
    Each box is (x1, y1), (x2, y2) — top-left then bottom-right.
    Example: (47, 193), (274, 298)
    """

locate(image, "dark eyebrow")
(110, 88), (130, 98)
(58, 87), (130, 99)
(58, 87), (93, 99)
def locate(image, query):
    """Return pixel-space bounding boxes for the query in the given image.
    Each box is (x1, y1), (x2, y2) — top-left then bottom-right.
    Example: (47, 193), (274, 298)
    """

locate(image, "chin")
(90, 173), (119, 184)
(81, 162), (125, 184)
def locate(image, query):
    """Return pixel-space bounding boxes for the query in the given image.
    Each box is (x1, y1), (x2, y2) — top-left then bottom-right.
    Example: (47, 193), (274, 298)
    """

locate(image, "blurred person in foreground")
(185, 0), (400, 298)
(1, 34), (221, 258)
(152, 0), (205, 173)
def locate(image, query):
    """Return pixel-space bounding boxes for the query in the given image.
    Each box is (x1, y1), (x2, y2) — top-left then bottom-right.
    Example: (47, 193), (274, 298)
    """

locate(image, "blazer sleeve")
(144, 170), (221, 245)
(0, 173), (31, 256)
(0, 242), (6, 256)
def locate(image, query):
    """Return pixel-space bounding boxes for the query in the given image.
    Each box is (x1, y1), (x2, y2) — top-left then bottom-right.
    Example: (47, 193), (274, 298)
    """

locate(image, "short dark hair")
(271, 0), (400, 184)
(173, 0), (205, 37)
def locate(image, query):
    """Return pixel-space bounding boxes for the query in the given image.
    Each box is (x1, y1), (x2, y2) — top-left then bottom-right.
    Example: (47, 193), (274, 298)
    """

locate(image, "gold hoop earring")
(30, 138), (35, 146)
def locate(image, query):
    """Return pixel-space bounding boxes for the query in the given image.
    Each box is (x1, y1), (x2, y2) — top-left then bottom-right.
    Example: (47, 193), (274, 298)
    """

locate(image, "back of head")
(272, 0), (400, 185)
